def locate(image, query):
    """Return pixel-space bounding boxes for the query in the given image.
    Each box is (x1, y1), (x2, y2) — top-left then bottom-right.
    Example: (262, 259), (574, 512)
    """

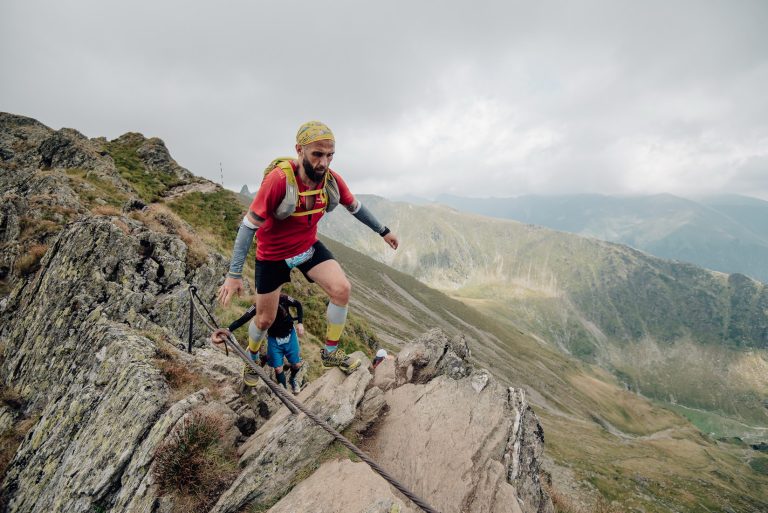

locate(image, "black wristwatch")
(380, 226), (391, 237)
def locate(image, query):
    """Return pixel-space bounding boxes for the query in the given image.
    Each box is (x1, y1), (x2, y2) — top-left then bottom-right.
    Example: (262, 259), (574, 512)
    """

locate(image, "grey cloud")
(2, 0), (766, 199)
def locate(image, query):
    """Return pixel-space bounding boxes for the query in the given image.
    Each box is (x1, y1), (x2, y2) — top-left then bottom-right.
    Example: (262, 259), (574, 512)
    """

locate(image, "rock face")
(365, 328), (552, 513)
(210, 355), (373, 513)
(0, 113), (228, 512)
(0, 112), (213, 297)
(267, 459), (416, 513)
(0, 113), (129, 198)
(0, 214), (226, 512)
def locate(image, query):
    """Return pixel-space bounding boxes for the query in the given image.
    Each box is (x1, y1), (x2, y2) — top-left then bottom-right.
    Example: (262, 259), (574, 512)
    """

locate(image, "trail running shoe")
(321, 348), (361, 374)
(290, 378), (301, 395)
(242, 362), (260, 387)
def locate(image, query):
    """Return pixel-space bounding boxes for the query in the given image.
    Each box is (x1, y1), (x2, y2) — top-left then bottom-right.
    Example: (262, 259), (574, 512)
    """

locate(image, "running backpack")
(262, 157), (340, 220)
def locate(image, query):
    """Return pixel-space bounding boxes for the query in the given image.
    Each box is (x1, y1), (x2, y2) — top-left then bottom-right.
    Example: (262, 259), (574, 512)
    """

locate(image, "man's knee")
(255, 312), (275, 330)
(329, 277), (351, 303)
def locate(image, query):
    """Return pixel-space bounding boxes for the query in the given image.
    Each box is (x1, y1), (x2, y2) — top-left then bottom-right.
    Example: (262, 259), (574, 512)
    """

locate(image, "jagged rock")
(236, 408), (258, 437)
(361, 330), (552, 513)
(0, 213), (225, 512)
(162, 180), (220, 201)
(0, 112), (128, 194)
(266, 459), (415, 513)
(123, 198), (146, 212)
(371, 355), (397, 391)
(507, 389), (552, 513)
(0, 196), (22, 244)
(135, 136), (195, 183)
(1, 321), (169, 513)
(209, 354), (372, 513)
(351, 385), (388, 435)
(395, 328), (472, 385)
(237, 331), (552, 513)
(0, 406), (16, 433)
(111, 390), (209, 513)
(367, 375), (551, 513)
(39, 130), (91, 169)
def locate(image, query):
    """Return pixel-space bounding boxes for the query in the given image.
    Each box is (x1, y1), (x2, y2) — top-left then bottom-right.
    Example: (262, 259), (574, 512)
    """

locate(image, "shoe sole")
(341, 361), (362, 375)
(321, 361), (360, 370)
(242, 369), (260, 387)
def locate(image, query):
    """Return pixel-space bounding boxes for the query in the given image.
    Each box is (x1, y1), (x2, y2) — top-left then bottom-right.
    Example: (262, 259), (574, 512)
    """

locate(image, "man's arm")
(217, 210), (264, 306)
(346, 200), (399, 250)
(284, 295), (305, 336)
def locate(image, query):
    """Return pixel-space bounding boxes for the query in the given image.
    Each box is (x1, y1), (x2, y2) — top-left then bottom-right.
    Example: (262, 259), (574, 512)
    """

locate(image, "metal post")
(188, 286), (195, 353)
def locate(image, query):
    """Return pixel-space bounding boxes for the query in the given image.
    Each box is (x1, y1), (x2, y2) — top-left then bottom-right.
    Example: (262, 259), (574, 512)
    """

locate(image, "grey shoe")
(290, 378), (301, 395)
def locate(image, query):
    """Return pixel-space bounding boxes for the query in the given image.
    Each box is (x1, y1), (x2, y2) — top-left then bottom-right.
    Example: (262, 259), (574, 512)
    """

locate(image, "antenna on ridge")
(220, 162), (224, 187)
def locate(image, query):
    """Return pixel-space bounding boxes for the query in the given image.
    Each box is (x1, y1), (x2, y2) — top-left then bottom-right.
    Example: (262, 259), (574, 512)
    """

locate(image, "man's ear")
(295, 143), (303, 157)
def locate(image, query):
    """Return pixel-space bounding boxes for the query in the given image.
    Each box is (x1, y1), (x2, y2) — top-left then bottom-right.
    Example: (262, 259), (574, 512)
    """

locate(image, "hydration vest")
(262, 157), (340, 220)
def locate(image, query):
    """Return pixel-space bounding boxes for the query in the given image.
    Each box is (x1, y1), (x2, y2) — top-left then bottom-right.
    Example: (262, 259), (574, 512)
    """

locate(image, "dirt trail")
(162, 180), (220, 201)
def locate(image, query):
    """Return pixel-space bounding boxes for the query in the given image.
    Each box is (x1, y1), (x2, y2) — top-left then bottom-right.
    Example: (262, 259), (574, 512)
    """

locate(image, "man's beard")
(303, 157), (326, 182)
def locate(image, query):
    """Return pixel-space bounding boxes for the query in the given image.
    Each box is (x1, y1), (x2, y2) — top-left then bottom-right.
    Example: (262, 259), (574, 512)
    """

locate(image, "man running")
(215, 121), (398, 383)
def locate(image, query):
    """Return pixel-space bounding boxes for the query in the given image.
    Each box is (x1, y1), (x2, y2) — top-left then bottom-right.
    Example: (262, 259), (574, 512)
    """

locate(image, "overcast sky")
(2, 0), (767, 200)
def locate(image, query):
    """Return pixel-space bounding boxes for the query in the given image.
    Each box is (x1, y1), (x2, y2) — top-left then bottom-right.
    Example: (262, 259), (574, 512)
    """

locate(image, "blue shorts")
(267, 328), (301, 368)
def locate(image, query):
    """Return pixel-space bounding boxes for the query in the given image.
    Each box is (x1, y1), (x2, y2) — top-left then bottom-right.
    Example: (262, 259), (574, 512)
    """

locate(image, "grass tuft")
(129, 205), (210, 269)
(166, 189), (244, 250)
(153, 342), (220, 403)
(90, 205), (122, 216)
(0, 387), (37, 482)
(153, 411), (238, 512)
(15, 244), (48, 276)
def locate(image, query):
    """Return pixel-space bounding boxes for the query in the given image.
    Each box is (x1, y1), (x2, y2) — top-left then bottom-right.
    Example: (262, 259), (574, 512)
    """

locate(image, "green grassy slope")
(435, 193), (768, 283)
(318, 228), (768, 512)
(318, 195), (768, 426)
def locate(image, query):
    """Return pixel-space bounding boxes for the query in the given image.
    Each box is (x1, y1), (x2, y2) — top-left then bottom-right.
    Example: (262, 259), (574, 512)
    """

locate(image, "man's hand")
(383, 232), (399, 250)
(210, 328), (231, 346)
(296, 323), (305, 337)
(217, 277), (243, 306)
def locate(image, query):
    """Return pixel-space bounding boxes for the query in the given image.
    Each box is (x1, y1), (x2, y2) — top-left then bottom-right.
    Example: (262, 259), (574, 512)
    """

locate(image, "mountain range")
(431, 192), (768, 284)
(318, 195), (768, 428)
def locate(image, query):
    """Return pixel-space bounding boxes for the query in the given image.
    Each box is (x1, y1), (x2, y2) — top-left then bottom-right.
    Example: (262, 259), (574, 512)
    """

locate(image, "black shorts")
(255, 240), (335, 294)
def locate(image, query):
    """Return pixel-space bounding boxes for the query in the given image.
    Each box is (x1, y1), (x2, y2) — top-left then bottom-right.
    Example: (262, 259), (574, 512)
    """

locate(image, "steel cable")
(187, 286), (440, 513)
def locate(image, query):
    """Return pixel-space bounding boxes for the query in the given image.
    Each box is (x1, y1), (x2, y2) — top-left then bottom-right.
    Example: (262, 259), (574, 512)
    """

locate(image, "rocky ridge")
(0, 113), (552, 513)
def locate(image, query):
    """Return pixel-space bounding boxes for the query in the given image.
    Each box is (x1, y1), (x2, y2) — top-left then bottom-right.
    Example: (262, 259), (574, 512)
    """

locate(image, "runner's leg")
(267, 335), (288, 387)
(247, 288), (281, 361)
(305, 259), (350, 354)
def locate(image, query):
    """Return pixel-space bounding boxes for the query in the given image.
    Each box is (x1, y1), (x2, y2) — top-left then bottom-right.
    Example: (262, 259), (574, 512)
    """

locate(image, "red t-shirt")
(249, 161), (355, 260)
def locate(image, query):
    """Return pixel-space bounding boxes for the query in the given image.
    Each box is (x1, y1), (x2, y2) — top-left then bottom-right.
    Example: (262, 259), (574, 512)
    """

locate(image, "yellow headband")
(296, 121), (335, 146)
